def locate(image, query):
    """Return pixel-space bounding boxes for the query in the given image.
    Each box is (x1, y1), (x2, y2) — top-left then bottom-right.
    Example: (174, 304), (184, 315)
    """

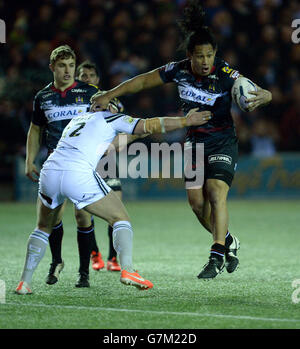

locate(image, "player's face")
(189, 44), (216, 76)
(50, 57), (76, 87)
(78, 68), (99, 85)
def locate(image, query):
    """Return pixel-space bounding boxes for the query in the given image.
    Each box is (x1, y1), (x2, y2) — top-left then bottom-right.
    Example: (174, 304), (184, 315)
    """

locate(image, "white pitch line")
(4, 302), (300, 324)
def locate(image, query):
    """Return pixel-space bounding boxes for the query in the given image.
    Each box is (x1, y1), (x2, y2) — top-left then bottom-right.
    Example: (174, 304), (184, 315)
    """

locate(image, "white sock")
(20, 229), (49, 284)
(112, 221), (134, 272)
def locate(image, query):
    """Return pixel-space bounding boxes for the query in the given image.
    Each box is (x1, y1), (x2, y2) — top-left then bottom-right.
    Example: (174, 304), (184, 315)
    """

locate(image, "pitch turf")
(0, 200), (300, 329)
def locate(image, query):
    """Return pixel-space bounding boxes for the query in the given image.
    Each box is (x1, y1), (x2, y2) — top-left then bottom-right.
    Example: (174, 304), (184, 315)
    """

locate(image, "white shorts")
(38, 168), (111, 210)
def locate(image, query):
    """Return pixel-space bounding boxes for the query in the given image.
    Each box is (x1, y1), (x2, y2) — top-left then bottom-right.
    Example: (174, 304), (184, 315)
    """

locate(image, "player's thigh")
(205, 139), (238, 188)
(53, 200), (67, 225)
(114, 190), (122, 200)
(38, 169), (66, 226)
(36, 197), (64, 234)
(84, 190), (129, 226)
(61, 170), (128, 225)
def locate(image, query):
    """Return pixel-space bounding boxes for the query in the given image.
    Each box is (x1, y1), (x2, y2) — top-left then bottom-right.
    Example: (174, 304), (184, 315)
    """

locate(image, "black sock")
(77, 225), (93, 275)
(49, 221), (63, 264)
(108, 225), (117, 260)
(89, 228), (99, 253)
(225, 231), (233, 249)
(210, 243), (226, 261)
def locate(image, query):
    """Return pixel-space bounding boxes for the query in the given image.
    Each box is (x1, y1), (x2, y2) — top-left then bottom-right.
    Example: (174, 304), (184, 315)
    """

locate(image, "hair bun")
(178, 0), (206, 35)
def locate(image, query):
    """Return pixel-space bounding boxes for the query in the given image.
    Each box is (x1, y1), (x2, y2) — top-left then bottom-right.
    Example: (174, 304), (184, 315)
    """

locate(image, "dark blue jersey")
(159, 57), (241, 145)
(32, 80), (98, 150)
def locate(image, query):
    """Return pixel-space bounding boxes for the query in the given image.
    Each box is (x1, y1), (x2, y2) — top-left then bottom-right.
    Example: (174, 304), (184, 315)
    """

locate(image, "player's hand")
(90, 91), (111, 111)
(186, 108), (212, 127)
(25, 162), (39, 182)
(246, 89), (272, 112)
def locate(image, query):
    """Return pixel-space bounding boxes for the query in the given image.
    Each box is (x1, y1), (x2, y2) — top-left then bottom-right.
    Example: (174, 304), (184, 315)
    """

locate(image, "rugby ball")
(231, 77), (258, 112)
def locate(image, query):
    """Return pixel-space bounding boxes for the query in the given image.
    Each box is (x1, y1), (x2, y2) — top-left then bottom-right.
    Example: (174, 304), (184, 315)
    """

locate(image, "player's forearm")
(25, 124), (41, 164)
(134, 117), (186, 135)
(106, 76), (147, 100)
(160, 117), (187, 133)
(133, 109), (211, 135)
(107, 70), (162, 99)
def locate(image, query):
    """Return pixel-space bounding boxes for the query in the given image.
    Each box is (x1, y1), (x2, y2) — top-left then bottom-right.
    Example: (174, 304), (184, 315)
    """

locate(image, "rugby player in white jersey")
(15, 106), (211, 294)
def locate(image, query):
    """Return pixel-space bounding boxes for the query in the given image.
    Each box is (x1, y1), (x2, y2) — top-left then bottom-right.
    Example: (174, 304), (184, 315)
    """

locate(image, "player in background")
(15, 106), (212, 294)
(25, 45), (100, 288)
(90, 0), (272, 279)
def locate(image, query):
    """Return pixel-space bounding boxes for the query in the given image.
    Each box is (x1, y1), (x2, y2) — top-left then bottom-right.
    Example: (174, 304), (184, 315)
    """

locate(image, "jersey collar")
(51, 81), (78, 98)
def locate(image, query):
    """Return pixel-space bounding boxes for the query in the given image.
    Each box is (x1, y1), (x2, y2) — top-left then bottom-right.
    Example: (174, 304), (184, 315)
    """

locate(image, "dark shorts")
(185, 135), (238, 187)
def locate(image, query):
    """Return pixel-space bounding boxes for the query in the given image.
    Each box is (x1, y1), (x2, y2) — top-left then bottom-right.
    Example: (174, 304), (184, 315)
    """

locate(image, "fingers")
(247, 101), (260, 111)
(91, 102), (106, 112)
(201, 111), (212, 118)
(187, 109), (212, 117)
(26, 168), (39, 182)
(26, 173), (39, 183)
(188, 107), (199, 113)
(90, 91), (105, 103)
(201, 114), (212, 123)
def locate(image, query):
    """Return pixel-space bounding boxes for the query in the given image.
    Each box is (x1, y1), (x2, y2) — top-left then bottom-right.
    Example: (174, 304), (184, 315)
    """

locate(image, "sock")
(225, 231), (233, 249)
(108, 225), (117, 260)
(112, 221), (133, 272)
(20, 229), (49, 284)
(77, 225), (93, 275)
(48, 221), (63, 263)
(210, 243), (226, 261)
(89, 229), (99, 254)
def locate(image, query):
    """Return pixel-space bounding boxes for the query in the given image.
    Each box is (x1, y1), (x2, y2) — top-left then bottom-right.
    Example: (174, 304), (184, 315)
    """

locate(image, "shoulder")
(215, 57), (240, 79)
(75, 80), (98, 93)
(34, 83), (52, 100)
(159, 59), (190, 82)
(160, 59), (189, 73)
(103, 112), (126, 123)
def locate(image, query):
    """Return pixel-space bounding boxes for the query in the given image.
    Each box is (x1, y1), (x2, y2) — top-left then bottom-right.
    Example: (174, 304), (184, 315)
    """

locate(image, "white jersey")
(43, 111), (140, 172)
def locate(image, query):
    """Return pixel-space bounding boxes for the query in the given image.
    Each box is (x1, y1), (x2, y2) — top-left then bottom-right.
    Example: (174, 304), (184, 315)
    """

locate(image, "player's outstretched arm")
(90, 69), (164, 111)
(133, 109), (212, 135)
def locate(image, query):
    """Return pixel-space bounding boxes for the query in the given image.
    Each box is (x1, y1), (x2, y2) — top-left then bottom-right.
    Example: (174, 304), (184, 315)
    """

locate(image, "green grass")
(0, 200), (300, 329)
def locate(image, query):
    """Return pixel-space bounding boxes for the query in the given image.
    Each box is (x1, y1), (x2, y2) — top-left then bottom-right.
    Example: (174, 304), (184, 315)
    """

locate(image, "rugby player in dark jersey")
(25, 45), (100, 287)
(90, 0), (272, 279)
(76, 60), (122, 272)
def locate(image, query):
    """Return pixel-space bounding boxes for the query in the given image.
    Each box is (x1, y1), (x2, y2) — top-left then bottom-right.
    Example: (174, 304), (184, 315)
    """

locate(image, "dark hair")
(76, 60), (100, 78)
(177, 0), (217, 53)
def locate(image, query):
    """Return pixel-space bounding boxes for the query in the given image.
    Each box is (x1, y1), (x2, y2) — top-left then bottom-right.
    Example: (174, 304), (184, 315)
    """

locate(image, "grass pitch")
(0, 199), (300, 329)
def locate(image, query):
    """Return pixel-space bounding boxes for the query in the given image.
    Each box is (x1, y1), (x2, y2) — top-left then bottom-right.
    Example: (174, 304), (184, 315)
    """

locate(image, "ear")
(49, 63), (54, 73)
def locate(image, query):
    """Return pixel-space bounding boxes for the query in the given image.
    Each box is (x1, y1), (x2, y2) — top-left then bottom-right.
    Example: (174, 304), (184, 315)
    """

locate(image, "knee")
(206, 181), (228, 207)
(110, 212), (130, 227)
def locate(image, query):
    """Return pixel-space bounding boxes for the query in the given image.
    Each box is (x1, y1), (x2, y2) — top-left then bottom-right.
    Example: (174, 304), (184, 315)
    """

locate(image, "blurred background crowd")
(0, 0), (299, 184)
